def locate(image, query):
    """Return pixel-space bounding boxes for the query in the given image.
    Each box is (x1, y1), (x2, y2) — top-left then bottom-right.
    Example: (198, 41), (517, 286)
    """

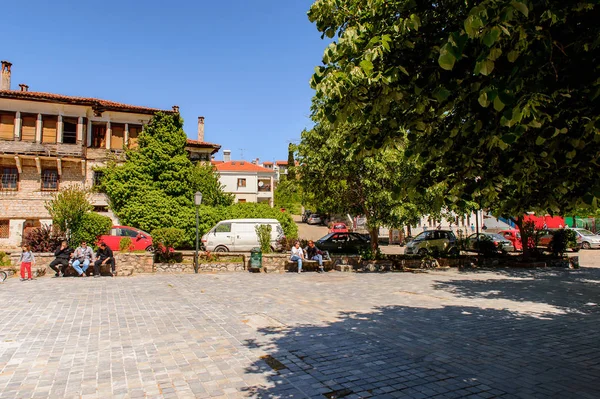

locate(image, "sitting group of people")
(289, 240), (327, 273)
(48, 240), (116, 278)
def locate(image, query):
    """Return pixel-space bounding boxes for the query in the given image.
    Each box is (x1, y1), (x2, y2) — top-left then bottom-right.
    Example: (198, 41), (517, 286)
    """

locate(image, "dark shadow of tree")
(434, 267), (600, 314)
(241, 303), (600, 398)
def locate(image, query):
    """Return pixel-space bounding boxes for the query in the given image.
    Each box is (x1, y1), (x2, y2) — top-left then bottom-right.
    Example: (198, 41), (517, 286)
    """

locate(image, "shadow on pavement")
(241, 303), (600, 398)
(436, 267), (600, 314)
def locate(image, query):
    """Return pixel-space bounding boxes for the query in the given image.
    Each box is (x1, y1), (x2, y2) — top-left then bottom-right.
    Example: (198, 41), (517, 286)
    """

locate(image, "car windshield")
(310, 214), (319, 218)
(333, 224), (345, 229)
(413, 232), (426, 241)
(488, 233), (506, 241)
(320, 233), (335, 241)
(576, 229), (595, 236)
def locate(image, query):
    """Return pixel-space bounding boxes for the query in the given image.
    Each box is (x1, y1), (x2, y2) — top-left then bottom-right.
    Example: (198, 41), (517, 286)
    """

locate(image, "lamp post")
(194, 191), (203, 274)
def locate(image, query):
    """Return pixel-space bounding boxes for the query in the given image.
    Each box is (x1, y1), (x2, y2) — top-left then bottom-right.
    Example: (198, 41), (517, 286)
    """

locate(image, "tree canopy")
(308, 0), (600, 221)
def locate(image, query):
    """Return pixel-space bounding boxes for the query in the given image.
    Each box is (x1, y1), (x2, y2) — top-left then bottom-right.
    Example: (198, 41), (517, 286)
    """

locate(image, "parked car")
(201, 218), (284, 252)
(498, 229), (522, 251)
(467, 232), (515, 253)
(405, 230), (458, 256)
(306, 214), (322, 225)
(571, 228), (600, 249)
(99, 226), (154, 252)
(315, 232), (370, 254)
(329, 223), (349, 233)
(302, 210), (313, 223)
(538, 229), (580, 252)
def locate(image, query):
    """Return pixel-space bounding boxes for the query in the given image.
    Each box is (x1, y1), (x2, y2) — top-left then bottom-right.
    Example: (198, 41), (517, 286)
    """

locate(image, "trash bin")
(250, 247), (262, 269)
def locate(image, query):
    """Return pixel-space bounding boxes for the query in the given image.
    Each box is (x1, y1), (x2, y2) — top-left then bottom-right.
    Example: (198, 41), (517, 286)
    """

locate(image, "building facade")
(213, 160), (275, 206)
(0, 60), (219, 249)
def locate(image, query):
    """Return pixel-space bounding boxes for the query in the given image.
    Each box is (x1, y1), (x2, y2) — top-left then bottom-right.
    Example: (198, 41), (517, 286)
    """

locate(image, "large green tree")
(298, 123), (443, 250)
(308, 0), (600, 250)
(189, 163), (235, 207)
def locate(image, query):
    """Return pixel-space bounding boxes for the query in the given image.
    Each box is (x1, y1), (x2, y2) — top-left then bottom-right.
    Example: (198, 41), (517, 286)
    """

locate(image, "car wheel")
(145, 246), (154, 253)
(418, 248), (428, 256)
(215, 246), (229, 253)
(582, 242), (591, 250)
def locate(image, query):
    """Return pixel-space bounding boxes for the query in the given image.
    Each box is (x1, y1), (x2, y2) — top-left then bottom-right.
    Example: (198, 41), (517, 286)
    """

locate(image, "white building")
(213, 155), (275, 206)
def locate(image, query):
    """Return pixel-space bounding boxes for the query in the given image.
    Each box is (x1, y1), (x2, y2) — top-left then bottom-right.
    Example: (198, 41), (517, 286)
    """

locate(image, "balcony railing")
(258, 184), (271, 192)
(0, 140), (83, 158)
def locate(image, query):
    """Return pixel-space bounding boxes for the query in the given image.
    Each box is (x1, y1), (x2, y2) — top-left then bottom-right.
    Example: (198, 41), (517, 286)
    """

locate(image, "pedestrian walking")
(19, 244), (35, 281)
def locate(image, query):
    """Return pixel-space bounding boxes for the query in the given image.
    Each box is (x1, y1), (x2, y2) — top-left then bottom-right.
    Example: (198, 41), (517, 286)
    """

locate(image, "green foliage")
(45, 186), (93, 233)
(286, 143), (296, 180)
(70, 213), (112, 248)
(308, 0), (600, 222)
(189, 163), (235, 207)
(255, 224), (273, 253)
(549, 229), (578, 257)
(100, 112), (233, 247)
(358, 247), (386, 261)
(221, 203), (298, 239)
(151, 228), (187, 250)
(274, 178), (302, 215)
(119, 237), (133, 252)
(0, 251), (11, 267)
(23, 225), (66, 252)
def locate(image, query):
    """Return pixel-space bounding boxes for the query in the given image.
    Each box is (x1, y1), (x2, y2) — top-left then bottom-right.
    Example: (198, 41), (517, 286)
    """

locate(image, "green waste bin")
(250, 247), (262, 268)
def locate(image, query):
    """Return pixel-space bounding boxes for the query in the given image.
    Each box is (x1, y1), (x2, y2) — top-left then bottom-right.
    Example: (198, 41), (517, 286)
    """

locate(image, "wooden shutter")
(128, 125), (140, 148)
(21, 116), (36, 142)
(111, 124), (124, 149)
(0, 113), (14, 140)
(42, 116), (57, 143)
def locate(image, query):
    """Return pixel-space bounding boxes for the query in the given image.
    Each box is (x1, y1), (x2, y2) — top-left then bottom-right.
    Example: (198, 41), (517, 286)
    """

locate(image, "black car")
(316, 232), (370, 254)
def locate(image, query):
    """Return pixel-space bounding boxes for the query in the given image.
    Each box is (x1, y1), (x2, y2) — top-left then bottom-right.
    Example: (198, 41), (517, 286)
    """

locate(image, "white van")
(201, 219), (284, 252)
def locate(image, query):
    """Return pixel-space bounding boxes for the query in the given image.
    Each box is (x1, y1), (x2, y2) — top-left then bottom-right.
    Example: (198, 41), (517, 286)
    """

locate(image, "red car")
(498, 229), (522, 251)
(98, 226), (154, 252)
(329, 223), (349, 233)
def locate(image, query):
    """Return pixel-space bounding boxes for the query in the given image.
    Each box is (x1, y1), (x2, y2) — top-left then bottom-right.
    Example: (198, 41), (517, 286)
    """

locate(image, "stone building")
(0, 60), (220, 249)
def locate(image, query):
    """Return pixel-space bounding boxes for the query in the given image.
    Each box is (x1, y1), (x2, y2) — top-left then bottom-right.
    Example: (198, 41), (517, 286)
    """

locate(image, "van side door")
(212, 222), (234, 251)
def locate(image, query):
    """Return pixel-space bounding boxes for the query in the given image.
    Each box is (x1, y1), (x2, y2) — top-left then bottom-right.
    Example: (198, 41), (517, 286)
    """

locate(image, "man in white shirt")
(290, 241), (304, 273)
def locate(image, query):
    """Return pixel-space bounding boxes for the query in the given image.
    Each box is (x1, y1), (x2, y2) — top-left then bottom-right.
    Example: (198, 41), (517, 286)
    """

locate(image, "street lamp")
(194, 191), (203, 274)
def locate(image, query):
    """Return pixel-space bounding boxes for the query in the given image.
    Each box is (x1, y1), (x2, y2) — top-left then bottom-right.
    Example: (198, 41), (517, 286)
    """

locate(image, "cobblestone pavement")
(1, 266), (599, 398)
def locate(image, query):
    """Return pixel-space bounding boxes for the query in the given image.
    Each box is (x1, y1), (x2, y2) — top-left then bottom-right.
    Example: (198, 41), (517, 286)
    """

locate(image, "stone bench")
(285, 259), (333, 272)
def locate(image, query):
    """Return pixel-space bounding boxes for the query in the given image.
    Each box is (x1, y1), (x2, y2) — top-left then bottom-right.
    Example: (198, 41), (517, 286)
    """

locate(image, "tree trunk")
(369, 226), (379, 253)
(513, 215), (531, 258)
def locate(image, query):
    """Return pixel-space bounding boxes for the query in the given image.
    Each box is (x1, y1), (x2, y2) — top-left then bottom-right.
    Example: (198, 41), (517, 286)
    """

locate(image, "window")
(93, 205), (109, 213)
(0, 113), (14, 140)
(93, 171), (104, 187)
(91, 124), (106, 148)
(41, 169), (59, 191)
(238, 199), (247, 203)
(0, 220), (9, 238)
(42, 116), (57, 143)
(111, 123), (125, 150)
(215, 223), (231, 233)
(237, 178), (246, 187)
(62, 119), (77, 144)
(122, 229), (139, 238)
(128, 125), (142, 148)
(21, 115), (36, 142)
(110, 228), (121, 236)
(1, 167), (18, 191)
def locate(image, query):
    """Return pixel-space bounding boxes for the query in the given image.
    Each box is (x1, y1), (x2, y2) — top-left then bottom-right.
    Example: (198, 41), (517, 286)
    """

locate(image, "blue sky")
(0, 0), (326, 162)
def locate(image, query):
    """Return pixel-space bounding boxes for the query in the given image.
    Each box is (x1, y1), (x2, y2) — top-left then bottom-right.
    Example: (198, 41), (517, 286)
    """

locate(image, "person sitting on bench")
(305, 240), (325, 273)
(94, 242), (116, 277)
(71, 241), (94, 277)
(49, 241), (72, 277)
(290, 241), (304, 273)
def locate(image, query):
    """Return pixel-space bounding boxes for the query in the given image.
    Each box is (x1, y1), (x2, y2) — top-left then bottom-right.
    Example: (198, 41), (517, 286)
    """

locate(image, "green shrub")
(23, 225), (66, 252)
(549, 229), (578, 256)
(119, 237), (133, 252)
(69, 213), (112, 248)
(255, 224), (273, 253)
(151, 228), (187, 251)
(0, 251), (11, 266)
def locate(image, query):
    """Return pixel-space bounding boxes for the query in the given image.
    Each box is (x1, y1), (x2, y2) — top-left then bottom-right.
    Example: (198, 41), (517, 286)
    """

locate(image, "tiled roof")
(0, 90), (172, 115)
(186, 139), (221, 149)
(275, 161), (288, 166)
(215, 161), (276, 173)
(263, 161), (274, 165)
